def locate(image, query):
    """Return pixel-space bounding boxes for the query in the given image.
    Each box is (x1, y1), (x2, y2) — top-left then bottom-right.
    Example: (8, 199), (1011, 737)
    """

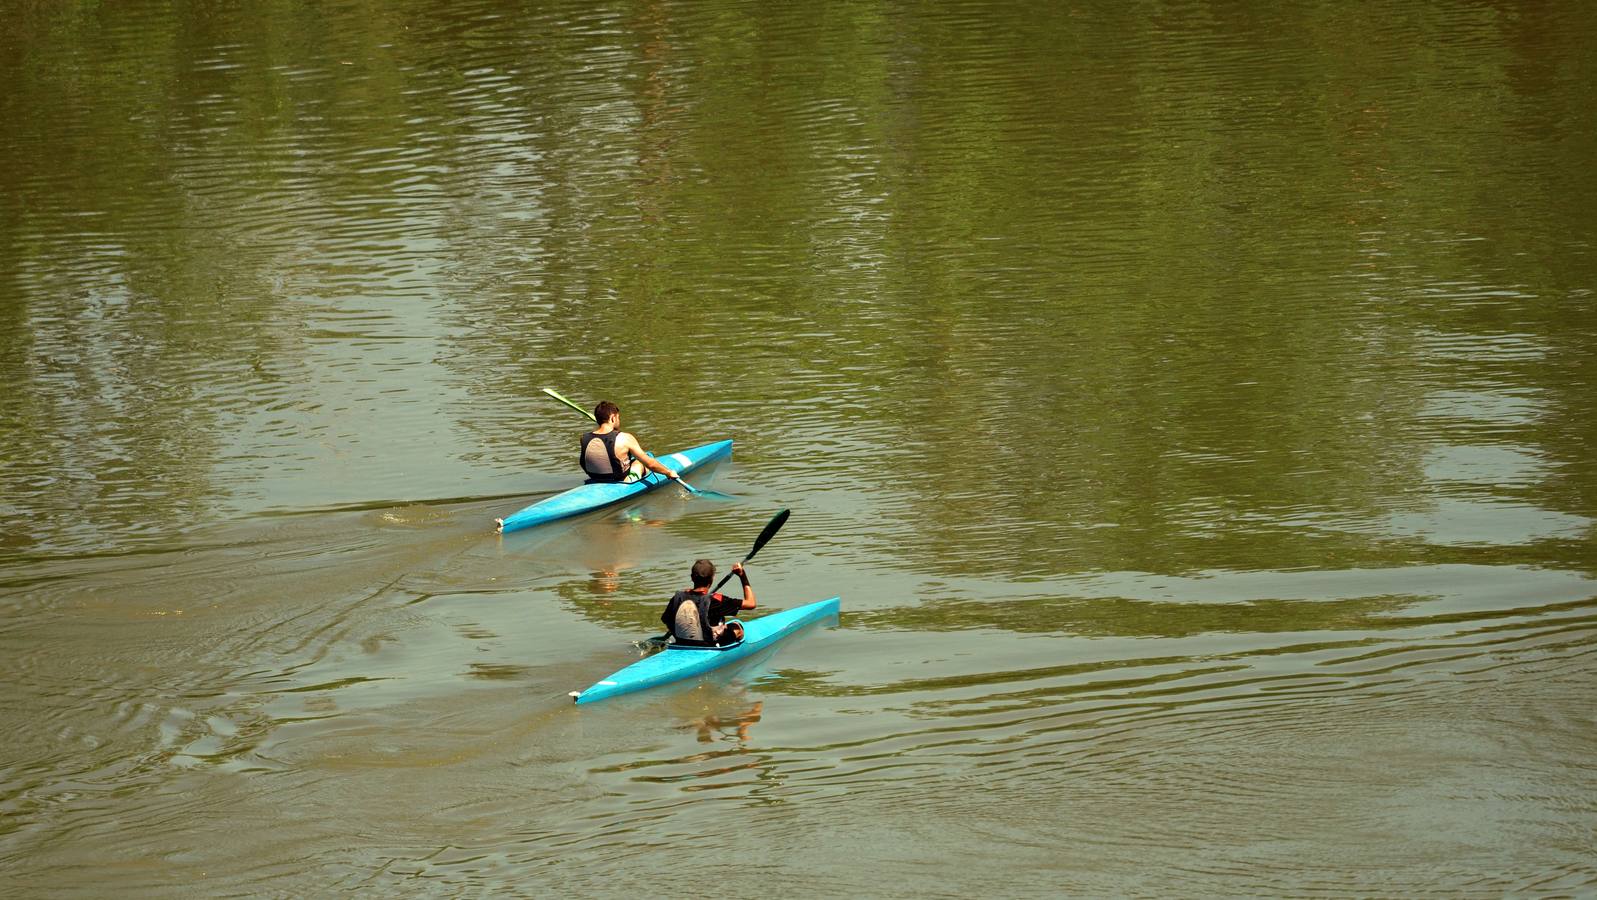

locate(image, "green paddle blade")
(675, 480), (737, 501)
(542, 387), (596, 421)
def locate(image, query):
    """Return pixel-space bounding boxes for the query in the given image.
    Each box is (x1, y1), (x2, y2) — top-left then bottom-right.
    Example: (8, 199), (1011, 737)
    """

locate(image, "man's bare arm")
(618, 433), (678, 478)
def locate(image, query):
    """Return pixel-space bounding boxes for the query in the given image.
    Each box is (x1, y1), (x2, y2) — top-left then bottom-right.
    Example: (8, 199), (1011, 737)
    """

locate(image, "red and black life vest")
(661, 589), (729, 646)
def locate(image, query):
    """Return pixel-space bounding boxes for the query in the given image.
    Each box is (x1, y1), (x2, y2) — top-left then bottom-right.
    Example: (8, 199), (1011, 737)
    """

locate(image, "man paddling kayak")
(582, 400), (679, 485)
(662, 560), (756, 646)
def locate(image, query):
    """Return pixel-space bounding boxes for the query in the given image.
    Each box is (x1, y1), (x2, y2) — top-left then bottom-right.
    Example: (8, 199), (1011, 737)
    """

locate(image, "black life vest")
(580, 429), (626, 482)
(661, 589), (721, 646)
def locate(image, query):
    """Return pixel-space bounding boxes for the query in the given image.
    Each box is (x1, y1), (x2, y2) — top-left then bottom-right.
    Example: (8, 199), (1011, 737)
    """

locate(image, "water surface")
(3, 0), (1595, 894)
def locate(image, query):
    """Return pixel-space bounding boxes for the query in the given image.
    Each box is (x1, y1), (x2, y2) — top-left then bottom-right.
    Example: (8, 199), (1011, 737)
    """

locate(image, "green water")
(3, 1), (1595, 894)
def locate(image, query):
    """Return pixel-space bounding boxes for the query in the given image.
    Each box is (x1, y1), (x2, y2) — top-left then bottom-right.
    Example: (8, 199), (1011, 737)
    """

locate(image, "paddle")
(541, 387), (731, 499)
(713, 507), (789, 593)
(543, 386), (595, 420)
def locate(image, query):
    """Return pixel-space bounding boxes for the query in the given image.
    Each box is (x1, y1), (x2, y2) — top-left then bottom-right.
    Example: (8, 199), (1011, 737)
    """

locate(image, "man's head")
(594, 401), (620, 426)
(690, 558), (715, 588)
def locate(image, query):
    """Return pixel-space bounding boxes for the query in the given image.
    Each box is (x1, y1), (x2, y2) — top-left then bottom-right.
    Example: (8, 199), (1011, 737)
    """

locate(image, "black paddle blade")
(747, 508), (790, 561)
(712, 508), (791, 593)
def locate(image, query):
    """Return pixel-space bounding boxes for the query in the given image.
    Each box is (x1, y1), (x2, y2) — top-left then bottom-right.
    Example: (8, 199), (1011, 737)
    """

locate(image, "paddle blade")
(543, 387), (596, 422)
(746, 508), (790, 561)
(677, 480), (737, 501)
(712, 508), (791, 593)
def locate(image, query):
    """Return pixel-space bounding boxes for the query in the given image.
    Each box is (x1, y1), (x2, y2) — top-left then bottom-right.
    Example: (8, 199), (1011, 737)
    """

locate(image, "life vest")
(661, 589), (723, 646)
(580, 429), (626, 482)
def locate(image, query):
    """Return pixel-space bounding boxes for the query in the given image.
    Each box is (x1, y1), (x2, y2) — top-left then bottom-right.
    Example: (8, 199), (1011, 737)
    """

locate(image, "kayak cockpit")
(665, 635), (745, 652)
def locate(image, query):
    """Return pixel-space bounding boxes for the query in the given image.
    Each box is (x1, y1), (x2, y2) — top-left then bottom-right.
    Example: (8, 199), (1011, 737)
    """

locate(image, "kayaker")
(581, 400), (679, 485)
(661, 560), (756, 646)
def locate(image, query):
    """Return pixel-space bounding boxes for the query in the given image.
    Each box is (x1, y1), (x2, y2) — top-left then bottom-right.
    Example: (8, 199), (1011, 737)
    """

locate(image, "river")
(3, 0), (1595, 894)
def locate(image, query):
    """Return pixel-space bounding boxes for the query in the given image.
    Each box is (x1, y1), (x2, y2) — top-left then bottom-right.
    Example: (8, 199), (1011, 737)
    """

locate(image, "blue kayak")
(495, 439), (733, 534)
(572, 596), (841, 704)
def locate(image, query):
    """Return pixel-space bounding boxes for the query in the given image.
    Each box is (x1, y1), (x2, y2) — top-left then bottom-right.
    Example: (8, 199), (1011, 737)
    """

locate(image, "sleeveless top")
(580, 429), (626, 482)
(661, 589), (725, 646)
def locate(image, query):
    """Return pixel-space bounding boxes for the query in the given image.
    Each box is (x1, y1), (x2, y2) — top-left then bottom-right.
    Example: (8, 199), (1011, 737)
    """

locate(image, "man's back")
(581, 427), (626, 480)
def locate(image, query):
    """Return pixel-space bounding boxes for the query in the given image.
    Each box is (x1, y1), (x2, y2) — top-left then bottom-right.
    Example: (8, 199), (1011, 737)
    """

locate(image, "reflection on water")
(685, 700), (763, 744)
(3, 0), (1596, 894)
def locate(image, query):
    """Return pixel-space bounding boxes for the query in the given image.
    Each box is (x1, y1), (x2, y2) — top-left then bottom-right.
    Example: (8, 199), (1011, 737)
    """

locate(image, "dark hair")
(594, 401), (619, 424)
(690, 558), (715, 587)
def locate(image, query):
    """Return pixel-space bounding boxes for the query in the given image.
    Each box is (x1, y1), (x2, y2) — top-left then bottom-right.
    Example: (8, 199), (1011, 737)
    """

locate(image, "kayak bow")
(572, 596), (841, 704)
(495, 439), (732, 534)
